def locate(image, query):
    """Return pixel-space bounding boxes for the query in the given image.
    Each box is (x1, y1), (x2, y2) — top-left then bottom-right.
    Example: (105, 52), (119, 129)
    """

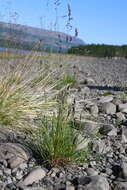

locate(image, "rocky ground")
(0, 56), (127, 190)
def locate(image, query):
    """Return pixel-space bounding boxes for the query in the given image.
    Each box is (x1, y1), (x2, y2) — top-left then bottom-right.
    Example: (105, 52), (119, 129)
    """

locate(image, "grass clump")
(27, 100), (90, 167)
(63, 74), (77, 84)
(0, 53), (63, 130)
(55, 74), (76, 90)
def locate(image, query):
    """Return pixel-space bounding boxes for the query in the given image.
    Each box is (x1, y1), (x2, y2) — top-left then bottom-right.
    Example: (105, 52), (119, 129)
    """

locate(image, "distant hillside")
(0, 21), (84, 52)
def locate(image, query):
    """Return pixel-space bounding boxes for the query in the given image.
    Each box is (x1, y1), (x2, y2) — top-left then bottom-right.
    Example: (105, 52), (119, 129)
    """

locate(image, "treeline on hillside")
(68, 44), (127, 58)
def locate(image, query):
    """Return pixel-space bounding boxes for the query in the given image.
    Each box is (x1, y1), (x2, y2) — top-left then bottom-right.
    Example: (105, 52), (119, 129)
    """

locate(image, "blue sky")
(0, 0), (126, 45)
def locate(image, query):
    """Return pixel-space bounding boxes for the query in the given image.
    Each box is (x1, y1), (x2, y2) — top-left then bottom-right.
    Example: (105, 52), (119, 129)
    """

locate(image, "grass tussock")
(27, 100), (90, 167)
(0, 52), (64, 130)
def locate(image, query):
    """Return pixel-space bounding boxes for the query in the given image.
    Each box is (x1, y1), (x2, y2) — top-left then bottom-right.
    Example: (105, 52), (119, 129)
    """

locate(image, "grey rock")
(66, 95), (75, 105)
(114, 181), (127, 190)
(6, 177), (12, 185)
(48, 167), (60, 177)
(99, 96), (113, 103)
(86, 168), (98, 176)
(9, 157), (28, 170)
(92, 139), (105, 153)
(90, 105), (98, 116)
(11, 168), (18, 177)
(75, 120), (99, 136)
(116, 112), (125, 121)
(0, 143), (30, 169)
(92, 139), (111, 154)
(121, 156), (127, 162)
(89, 161), (97, 168)
(21, 167), (46, 186)
(3, 160), (8, 167)
(54, 183), (66, 190)
(77, 175), (109, 190)
(118, 103), (127, 113)
(77, 134), (90, 150)
(0, 181), (5, 190)
(16, 170), (23, 180)
(4, 183), (17, 190)
(121, 109), (127, 113)
(66, 181), (75, 190)
(79, 78), (85, 85)
(121, 161), (127, 178)
(28, 159), (35, 168)
(105, 168), (113, 176)
(122, 126), (127, 143)
(19, 162), (28, 170)
(113, 98), (122, 105)
(4, 168), (11, 176)
(79, 77), (94, 85)
(81, 86), (90, 96)
(0, 128), (16, 142)
(22, 188), (48, 190)
(99, 124), (117, 136)
(85, 77), (95, 85)
(0, 170), (3, 176)
(101, 102), (116, 114)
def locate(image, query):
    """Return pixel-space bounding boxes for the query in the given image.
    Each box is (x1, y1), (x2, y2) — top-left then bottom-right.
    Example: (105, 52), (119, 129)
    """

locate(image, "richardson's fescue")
(27, 101), (90, 167)
(0, 52), (90, 167)
(0, 53), (63, 130)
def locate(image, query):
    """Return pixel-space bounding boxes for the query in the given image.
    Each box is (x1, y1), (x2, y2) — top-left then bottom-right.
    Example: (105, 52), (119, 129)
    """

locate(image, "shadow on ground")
(87, 85), (126, 92)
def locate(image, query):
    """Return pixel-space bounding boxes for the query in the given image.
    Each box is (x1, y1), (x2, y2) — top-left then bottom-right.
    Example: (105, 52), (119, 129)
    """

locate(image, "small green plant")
(27, 101), (89, 167)
(54, 74), (76, 90)
(63, 74), (76, 84)
(103, 91), (111, 96)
